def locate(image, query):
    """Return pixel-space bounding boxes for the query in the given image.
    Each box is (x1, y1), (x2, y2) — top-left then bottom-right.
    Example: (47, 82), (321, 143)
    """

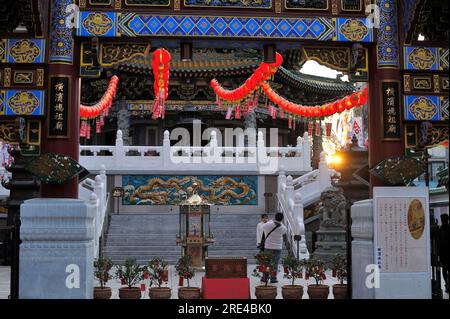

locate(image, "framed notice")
(373, 187), (431, 299)
(380, 81), (401, 140)
(47, 75), (70, 138)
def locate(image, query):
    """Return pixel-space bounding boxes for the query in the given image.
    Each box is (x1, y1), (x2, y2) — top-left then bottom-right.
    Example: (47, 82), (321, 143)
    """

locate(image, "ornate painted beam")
(76, 11), (374, 42)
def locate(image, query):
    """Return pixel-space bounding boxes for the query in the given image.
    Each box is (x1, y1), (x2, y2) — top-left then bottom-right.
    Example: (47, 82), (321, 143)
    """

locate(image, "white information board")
(373, 187), (431, 299)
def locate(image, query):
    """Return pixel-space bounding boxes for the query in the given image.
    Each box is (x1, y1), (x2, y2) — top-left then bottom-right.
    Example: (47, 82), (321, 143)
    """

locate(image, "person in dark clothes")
(439, 213), (449, 293)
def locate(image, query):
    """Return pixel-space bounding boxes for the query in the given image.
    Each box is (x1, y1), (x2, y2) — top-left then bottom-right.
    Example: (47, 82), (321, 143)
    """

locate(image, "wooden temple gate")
(0, 0), (448, 298)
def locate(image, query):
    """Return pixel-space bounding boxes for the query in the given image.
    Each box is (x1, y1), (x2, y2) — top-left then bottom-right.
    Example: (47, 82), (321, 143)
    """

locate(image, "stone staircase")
(104, 213), (287, 265)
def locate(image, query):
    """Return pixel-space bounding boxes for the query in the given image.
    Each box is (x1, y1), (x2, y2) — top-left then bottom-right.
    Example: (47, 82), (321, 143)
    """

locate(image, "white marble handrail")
(80, 130), (312, 174)
(79, 165), (109, 259)
(277, 152), (334, 260)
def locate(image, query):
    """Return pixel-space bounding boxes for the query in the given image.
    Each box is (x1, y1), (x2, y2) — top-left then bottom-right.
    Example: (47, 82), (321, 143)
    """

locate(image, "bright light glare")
(331, 154), (343, 166)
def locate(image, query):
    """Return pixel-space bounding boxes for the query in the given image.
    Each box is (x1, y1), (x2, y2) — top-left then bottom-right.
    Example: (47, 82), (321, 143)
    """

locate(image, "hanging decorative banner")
(48, 76), (70, 138)
(308, 122), (313, 136)
(326, 122), (333, 137)
(315, 121), (321, 136)
(151, 48), (171, 120)
(380, 81), (401, 140)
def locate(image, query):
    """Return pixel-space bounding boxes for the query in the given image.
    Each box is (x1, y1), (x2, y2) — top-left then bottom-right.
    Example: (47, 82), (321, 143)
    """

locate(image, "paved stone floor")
(1, 265), (449, 299)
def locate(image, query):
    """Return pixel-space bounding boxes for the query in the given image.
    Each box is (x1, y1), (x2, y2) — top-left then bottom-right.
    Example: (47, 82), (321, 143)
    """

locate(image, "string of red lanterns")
(151, 48), (171, 120)
(209, 50), (368, 124)
(80, 75), (119, 139)
(261, 81), (368, 118)
(210, 52), (283, 103)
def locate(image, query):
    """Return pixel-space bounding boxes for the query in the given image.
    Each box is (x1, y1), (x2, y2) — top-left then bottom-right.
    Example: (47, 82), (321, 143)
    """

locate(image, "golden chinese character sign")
(373, 187), (431, 299)
(380, 81), (401, 140)
(48, 76), (70, 138)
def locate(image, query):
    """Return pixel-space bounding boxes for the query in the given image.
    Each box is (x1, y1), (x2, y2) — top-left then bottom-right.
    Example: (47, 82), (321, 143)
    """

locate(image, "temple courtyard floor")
(1, 265), (448, 299)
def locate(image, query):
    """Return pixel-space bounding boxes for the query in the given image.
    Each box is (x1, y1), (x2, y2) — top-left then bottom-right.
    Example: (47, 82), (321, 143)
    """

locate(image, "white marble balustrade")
(80, 130), (312, 175)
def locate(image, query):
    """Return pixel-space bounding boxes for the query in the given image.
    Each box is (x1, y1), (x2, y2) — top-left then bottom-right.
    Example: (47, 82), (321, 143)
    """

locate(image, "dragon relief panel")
(122, 175), (258, 205)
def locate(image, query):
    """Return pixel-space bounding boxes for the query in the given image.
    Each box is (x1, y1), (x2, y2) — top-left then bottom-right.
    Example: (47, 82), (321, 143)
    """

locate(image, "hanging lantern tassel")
(235, 104), (241, 119)
(308, 122), (313, 136)
(279, 108), (284, 119)
(288, 116), (292, 129)
(99, 115), (104, 126)
(80, 121), (86, 137)
(293, 117), (296, 130)
(96, 119), (101, 133)
(225, 107), (233, 120)
(271, 106), (277, 119)
(86, 123), (91, 140)
(326, 122), (332, 137)
(315, 121), (321, 136)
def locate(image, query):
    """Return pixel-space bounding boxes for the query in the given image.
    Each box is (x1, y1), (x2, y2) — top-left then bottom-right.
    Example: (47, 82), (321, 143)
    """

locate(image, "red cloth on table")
(201, 277), (250, 299)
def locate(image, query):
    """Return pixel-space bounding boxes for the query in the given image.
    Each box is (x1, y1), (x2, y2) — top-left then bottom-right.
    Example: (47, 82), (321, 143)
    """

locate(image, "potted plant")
(93, 257), (114, 299)
(281, 254), (304, 299)
(175, 255), (201, 299)
(305, 256), (329, 299)
(252, 252), (277, 299)
(147, 257), (171, 299)
(331, 253), (348, 299)
(115, 258), (144, 299)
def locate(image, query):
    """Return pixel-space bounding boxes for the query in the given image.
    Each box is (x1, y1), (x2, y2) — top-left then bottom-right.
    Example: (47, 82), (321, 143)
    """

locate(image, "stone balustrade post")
(296, 136), (302, 158)
(162, 130), (171, 168)
(99, 164), (107, 204)
(351, 199), (375, 299)
(88, 193), (99, 258)
(115, 130), (125, 168)
(303, 132), (311, 170)
(94, 175), (104, 219)
(285, 175), (294, 210)
(318, 151), (331, 190)
(19, 198), (94, 298)
(293, 192), (309, 259)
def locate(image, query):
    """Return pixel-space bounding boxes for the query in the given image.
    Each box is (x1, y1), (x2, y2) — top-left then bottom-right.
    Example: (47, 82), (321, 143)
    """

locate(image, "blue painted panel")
(76, 11), (374, 42)
(404, 95), (441, 121)
(5, 39), (46, 64)
(4, 90), (45, 116)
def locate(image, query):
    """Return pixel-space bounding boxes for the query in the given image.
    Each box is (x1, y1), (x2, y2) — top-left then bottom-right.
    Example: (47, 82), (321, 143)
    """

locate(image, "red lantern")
(344, 97), (353, 109)
(337, 100), (346, 113)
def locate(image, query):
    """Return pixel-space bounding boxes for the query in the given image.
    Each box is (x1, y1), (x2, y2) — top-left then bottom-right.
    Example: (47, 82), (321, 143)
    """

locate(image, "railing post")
(88, 193), (99, 259)
(257, 130), (269, 172)
(205, 130), (220, 164)
(293, 192), (309, 259)
(94, 175), (104, 220)
(303, 132), (311, 171)
(318, 151), (331, 190)
(99, 164), (107, 204)
(163, 130), (171, 168)
(115, 130), (125, 168)
(285, 175), (294, 209)
(296, 136), (302, 157)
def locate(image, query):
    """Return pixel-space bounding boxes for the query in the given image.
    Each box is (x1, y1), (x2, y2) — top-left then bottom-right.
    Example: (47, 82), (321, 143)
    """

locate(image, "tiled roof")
(111, 55), (355, 95)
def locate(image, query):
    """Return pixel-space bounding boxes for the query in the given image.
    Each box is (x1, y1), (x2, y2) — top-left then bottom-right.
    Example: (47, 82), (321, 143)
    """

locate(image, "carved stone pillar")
(19, 198), (94, 299)
(117, 101), (130, 146)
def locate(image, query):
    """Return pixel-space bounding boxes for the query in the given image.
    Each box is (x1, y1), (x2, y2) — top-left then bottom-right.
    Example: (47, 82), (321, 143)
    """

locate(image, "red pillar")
(368, 0), (405, 194)
(41, 0), (79, 198)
